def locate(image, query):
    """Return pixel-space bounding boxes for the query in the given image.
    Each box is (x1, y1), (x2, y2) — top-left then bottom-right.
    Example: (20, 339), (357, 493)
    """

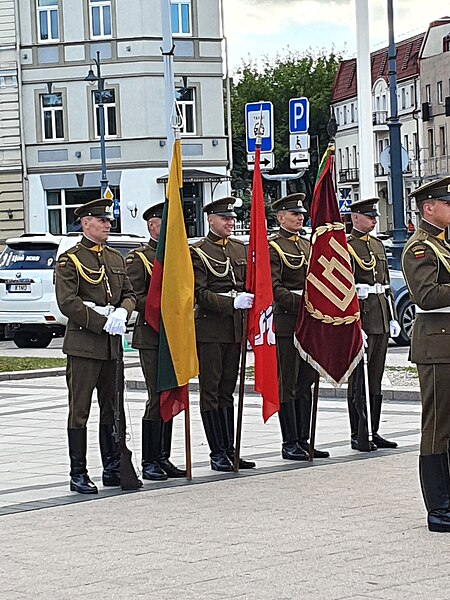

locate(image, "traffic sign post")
(289, 133), (310, 152)
(290, 151), (310, 170)
(289, 97), (309, 134)
(245, 101), (274, 154)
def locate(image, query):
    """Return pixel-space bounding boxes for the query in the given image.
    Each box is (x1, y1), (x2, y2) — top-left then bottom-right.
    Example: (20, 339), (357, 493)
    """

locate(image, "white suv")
(0, 232), (146, 348)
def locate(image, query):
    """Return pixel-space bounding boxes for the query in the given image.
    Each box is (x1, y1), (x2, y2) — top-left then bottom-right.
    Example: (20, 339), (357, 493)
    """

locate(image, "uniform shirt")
(347, 228), (396, 334)
(269, 227), (309, 337)
(191, 231), (246, 343)
(125, 238), (159, 350)
(402, 219), (450, 364)
(55, 235), (135, 360)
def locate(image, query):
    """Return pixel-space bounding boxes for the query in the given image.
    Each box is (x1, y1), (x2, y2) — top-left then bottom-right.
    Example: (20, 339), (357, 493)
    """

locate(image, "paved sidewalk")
(0, 371), (436, 600)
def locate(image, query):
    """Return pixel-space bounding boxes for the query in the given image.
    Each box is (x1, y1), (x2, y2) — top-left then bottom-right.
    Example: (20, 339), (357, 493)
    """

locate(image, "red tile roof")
(332, 33), (425, 103)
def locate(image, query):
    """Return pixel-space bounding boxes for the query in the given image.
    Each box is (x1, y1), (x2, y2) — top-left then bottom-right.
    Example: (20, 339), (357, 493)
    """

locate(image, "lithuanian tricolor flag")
(145, 138), (199, 421)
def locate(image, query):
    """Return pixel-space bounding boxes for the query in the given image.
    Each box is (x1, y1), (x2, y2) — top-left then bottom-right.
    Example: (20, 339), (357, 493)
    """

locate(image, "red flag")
(246, 146), (280, 422)
(294, 147), (362, 385)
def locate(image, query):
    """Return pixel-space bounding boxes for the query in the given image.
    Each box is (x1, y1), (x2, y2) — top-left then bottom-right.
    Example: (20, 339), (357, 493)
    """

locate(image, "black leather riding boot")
(419, 453), (450, 532)
(201, 410), (233, 472)
(67, 428), (98, 494)
(371, 394), (398, 448)
(158, 419), (186, 478)
(278, 402), (308, 461)
(99, 424), (121, 487)
(220, 406), (256, 469)
(141, 419), (168, 481)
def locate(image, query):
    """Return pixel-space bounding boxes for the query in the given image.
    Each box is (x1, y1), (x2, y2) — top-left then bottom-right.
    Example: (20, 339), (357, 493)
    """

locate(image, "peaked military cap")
(203, 196), (237, 217)
(272, 193), (307, 213)
(74, 198), (114, 220)
(142, 202), (165, 221)
(349, 197), (380, 217)
(410, 176), (450, 203)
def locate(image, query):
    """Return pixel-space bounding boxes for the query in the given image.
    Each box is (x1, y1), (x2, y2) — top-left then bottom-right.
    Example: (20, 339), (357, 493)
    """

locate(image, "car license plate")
(7, 283), (31, 293)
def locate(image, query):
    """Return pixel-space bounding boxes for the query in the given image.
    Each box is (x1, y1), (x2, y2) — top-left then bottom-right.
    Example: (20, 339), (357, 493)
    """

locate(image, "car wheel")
(13, 331), (53, 349)
(394, 298), (416, 346)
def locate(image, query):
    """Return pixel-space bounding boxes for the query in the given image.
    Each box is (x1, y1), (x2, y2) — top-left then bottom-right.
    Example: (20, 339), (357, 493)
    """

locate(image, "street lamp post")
(85, 51), (109, 197)
(386, 0), (407, 269)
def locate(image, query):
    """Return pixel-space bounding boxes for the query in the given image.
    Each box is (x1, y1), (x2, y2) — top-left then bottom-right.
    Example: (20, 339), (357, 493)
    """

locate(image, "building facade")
(0, 0), (25, 240)
(419, 17), (450, 185)
(0, 0), (230, 242)
(331, 33), (425, 233)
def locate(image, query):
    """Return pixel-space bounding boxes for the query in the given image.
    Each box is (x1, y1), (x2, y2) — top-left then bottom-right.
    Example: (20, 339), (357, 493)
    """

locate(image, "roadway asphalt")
(0, 338), (430, 600)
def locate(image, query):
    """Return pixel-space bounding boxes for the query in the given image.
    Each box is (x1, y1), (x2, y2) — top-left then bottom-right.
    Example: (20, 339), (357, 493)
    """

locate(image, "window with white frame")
(41, 92), (64, 140)
(93, 89), (117, 137)
(47, 187), (121, 234)
(437, 81), (443, 104)
(175, 87), (196, 135)
(426, 84), (431, 104)
(37, 0), (59, 42)
(171, 0), (191, 35)
(89, 0), (112, 38)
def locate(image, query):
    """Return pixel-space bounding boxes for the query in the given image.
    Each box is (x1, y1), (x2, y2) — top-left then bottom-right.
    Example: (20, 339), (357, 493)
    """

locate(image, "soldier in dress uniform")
(55, 198), (136, 494)
(269, 193), (330, 461)
(401, 177), (450, 532)
(347, 198), (400, 451)
(191, 197), (256, 471)
(125, 202), (186, 481)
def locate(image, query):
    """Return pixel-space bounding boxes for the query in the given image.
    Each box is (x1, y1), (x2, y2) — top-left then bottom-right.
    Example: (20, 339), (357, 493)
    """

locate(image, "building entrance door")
(183, 182), (203, 238)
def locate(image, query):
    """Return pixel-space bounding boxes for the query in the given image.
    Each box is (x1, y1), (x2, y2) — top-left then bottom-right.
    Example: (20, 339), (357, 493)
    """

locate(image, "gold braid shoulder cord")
(192, 246), (231, 278)
(305, 222), (360, 325)
(346, 241), (376, 271)
(136, 251), (153, 276)
(269, 240), (306, 269)
(67, 253), (112, 297)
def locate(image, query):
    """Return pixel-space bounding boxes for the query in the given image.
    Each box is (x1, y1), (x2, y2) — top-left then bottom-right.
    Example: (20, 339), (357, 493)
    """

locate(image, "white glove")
(389, 319), (401, 338)
(103, 307), (127, 335)
(234, 293), (254, 310)
(355, 283), (370, 300)
(361, 329), (368, 348)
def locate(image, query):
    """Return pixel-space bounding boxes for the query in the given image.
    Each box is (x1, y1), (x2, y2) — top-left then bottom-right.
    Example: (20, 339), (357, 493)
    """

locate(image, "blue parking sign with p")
(289, 97), (309, 134)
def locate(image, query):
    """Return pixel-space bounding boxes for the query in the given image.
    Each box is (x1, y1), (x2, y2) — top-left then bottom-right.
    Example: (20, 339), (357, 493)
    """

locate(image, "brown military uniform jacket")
(191, 231), (246, 343)
(56, 236), (135, 360)
(125, 238), (159, 350)
(269, 227), (309, 337)
(402, 219), (450, 364)
(347, 228), (396, 334)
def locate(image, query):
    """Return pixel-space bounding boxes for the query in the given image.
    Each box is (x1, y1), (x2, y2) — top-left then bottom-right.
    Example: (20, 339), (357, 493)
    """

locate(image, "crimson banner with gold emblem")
(294, 148), (363, 385)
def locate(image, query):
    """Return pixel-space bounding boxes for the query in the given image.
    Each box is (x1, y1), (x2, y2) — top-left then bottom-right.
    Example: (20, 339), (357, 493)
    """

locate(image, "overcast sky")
(223, 0), (450, 71)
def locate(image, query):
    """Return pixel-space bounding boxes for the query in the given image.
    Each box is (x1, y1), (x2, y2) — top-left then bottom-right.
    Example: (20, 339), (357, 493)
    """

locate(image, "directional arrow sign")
(247, 151), (275, 171)
(290, 151), (310, 170)
(245, 101), (274, 153)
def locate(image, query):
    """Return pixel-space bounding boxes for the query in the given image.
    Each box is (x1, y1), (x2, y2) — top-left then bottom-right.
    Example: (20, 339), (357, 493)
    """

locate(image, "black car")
(389, 269), (415, 346)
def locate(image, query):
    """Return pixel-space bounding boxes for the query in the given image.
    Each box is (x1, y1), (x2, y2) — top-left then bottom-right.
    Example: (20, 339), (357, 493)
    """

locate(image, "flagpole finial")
(171, 101), (183, 140)
(255, 103), (264, 148)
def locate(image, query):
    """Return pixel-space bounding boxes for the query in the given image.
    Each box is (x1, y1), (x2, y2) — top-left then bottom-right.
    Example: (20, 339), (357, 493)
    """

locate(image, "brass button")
(442, 329), (446, 333)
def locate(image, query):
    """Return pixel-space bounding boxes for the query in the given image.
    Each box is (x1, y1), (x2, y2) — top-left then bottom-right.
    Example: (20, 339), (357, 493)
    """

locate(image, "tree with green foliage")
(230, 48), (343, 211)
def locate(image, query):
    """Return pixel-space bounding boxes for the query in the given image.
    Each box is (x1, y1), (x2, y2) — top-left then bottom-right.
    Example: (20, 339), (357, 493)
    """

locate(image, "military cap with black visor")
(272, 192), (307, 214)
(202, 196), (237, 217)
(349, 197), (380, 217)
(410, 176), (450, 204)
(74, 197), (114, 220)
(142, 202), (165, 221)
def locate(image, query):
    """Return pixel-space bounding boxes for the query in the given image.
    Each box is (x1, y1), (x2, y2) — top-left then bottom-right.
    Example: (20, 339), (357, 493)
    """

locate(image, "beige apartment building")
(0, 0), (231, 243)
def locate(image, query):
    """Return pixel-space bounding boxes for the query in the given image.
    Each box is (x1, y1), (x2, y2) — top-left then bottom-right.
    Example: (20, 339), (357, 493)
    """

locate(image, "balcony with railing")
(339, 168), (359, 183)
(374, 163), (386, 177)
(373, 110), (389, 130)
